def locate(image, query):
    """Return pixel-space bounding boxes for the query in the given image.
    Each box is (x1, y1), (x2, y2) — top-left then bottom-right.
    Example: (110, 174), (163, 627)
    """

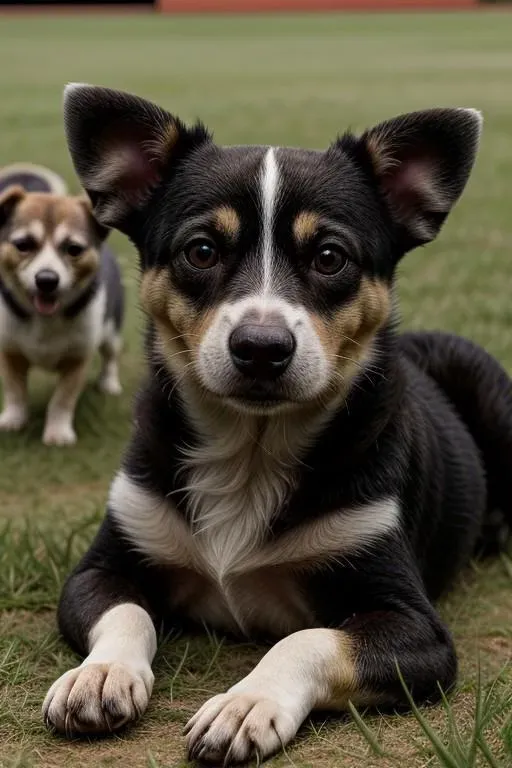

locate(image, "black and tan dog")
(0, 163), (124, 446)
(43, 85), (512, 764)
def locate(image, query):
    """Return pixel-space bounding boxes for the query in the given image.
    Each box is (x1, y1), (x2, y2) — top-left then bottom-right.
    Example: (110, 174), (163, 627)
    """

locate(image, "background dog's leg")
(43, 525), (157, 735)
(43, 358), (90, 446)
(0, 350), (29, 431)
(185, 577), (456, 764)
(98, 327), (123, 396)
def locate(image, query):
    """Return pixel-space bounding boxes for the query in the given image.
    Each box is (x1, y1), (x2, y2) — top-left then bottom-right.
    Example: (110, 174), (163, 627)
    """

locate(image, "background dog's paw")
(43, 662), (153, 736)
(43, 422), (77, 446)
(98, 376), (123, 396)
(184, 691), (300, 765)
(0, 407), (27, 431)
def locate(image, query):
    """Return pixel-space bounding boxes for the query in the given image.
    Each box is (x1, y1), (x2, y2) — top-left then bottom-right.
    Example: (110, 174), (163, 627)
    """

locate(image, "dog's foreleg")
(43, 357), (90, 445)
(185, 585), (456, 764)
(43, 534), (157, 735)
(98, 329), (123, 396)
(0, 350), (29, 430)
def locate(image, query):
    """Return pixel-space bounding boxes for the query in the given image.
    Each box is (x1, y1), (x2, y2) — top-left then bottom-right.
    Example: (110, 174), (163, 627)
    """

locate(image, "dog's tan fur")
(0, 187), (121, 445)
(214, 205), (241, 241)
(140, 267), (216, 377)
(312, 276), (392, 393)
(292, 211), (320, 245)
(0, 189), (103, 294)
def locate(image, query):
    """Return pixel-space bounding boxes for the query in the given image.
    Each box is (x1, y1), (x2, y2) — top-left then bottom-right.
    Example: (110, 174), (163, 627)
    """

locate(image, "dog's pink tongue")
(34, 296), (59, 316)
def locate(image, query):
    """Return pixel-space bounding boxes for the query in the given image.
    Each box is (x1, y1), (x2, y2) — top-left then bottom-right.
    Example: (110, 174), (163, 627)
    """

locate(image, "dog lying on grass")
(44, 85), (512, 764)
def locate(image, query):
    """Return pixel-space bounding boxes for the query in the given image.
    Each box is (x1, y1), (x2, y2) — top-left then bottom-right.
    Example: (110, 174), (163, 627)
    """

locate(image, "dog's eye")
(184, 238), (219, 270)
(11, 236), (36, 254)
(313, 247), (347, 276)
(65, 243), (86, 258)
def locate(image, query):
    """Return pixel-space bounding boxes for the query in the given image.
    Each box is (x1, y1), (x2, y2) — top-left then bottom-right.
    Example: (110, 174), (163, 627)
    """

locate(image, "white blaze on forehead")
(260, 147), (280, 295)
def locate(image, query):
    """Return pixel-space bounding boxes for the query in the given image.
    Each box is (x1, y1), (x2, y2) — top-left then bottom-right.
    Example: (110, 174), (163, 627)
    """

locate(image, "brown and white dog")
(0, 163), (124, 446)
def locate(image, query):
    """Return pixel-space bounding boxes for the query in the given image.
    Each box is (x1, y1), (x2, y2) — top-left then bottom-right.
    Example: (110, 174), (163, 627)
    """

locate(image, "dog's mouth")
(33, 294), (60, 316)
(226, 382), (292, 411)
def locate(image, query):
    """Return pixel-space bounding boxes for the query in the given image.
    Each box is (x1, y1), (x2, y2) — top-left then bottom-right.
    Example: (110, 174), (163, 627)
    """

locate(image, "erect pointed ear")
(359, 107), (482, 251)
(0, 185), (25, 229)
(63, 84), (211, 233)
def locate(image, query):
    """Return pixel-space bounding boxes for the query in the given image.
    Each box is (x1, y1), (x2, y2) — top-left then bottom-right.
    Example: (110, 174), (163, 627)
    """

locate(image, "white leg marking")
(98, 325), (123, 395)
(185, 628), (355, 764)
(260, 147), (280, 295)
(98, 356), (122, 396)
(0, 403), (28, 431)
(43, 359), (89, 446)
(43, 603), (157, 735)
(0, 352), (29, 431)
(42, 408), (77, 446)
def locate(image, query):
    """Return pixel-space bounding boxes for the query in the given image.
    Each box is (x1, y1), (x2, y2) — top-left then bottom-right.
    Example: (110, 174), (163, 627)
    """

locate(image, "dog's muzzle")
(33, 269), (61, 315)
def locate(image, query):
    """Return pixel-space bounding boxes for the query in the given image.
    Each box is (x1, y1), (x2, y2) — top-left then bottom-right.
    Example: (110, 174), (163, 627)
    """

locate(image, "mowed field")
(1, 10), (512, 768)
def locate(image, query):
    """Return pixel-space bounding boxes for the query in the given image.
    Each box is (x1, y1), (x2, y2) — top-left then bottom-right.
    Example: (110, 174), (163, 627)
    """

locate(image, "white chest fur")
(109, 409), (400, 635)
(182, 415), (298, 582)
(0, 287), (107, 369)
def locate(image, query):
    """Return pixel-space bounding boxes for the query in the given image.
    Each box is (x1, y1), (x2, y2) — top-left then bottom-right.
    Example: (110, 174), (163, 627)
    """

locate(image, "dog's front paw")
(0, 406), (27, 431)
(184, 687), (301, 765)
(43, 420), (77, 446)
(43, 662), (154, 736)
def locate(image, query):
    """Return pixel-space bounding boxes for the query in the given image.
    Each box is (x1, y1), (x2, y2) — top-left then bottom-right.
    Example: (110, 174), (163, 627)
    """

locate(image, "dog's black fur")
(45, 86), (512, 763)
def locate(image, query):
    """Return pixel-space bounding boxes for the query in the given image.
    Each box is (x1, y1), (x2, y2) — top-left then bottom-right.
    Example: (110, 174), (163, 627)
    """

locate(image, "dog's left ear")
(0, 185), (25, 230)
(63, 84), (211, 235)
(357, 107), (482, 252)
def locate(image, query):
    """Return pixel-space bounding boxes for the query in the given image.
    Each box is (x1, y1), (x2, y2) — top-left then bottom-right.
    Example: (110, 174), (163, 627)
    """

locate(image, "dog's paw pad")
(43, 422), (77, 446)
(185, 691), (299, 765)
(0, 408), (27, 431)
(43, 662), (152, 736)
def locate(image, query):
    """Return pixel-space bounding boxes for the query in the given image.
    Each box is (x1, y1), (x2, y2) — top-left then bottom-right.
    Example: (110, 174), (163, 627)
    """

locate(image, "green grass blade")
(396, 664), (461, 768)
(347, 701), (391, 759)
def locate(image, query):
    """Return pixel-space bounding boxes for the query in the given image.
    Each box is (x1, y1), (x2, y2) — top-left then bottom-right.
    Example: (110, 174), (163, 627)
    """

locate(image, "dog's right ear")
(0, 185), (25, 230)
(63, 84), (211, 233)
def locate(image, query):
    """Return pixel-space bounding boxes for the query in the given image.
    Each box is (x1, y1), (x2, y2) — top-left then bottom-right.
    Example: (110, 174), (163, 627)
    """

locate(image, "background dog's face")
(0, 189), (108, 316)
(63, 85), (481, 412)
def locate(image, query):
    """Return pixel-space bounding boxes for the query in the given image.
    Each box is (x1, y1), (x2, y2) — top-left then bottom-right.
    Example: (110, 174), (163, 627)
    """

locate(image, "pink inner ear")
(95, 122), (165, 198)
(382, 154), (439, 212)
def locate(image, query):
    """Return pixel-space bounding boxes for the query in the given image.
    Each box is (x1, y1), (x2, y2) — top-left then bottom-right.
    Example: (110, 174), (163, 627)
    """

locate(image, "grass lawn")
(1, 9), (512, 768)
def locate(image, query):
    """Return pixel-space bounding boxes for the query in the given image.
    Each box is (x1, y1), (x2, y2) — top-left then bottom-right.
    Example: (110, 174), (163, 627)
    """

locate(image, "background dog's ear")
(63, 84), (211, 233)
(358, 108), (482, 252)
(77, 195), (110, 245)
(0, 185), (25, 230)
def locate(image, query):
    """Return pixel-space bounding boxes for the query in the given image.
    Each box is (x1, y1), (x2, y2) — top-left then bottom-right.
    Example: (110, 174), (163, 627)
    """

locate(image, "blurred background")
(0, 2), (511, 767)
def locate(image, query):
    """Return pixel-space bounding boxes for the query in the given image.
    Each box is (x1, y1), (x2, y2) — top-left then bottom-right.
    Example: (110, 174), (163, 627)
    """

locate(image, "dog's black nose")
(35, 270), (59, 294)
(229, 324), (295, 380)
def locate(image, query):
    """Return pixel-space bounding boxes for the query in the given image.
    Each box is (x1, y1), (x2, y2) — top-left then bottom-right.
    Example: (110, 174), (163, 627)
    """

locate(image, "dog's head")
(63, 84), (481, 413)
(0, 188), (108, 317)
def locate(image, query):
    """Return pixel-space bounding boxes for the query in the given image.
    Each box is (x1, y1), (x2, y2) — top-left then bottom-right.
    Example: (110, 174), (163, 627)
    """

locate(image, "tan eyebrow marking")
(293, 211), (320, 245)
(213, 206), (241, 240)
